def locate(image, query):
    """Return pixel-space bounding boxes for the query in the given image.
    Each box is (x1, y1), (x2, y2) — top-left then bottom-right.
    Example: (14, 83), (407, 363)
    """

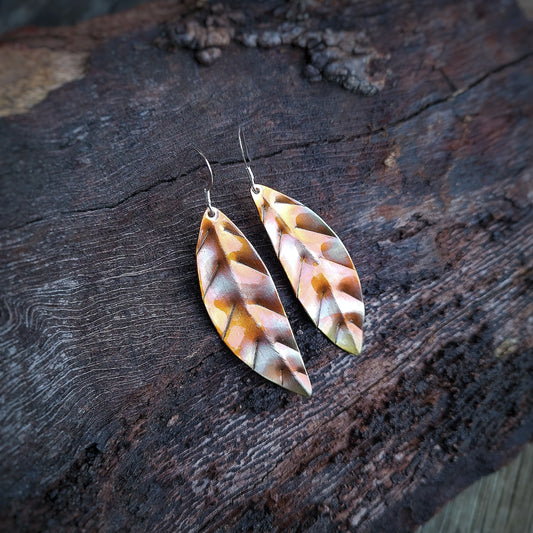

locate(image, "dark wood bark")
(0, 1), (532, 531)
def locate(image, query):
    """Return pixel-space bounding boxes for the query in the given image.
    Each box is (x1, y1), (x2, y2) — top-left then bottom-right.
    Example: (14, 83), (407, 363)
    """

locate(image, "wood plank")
(0, 1), (532, 531)
(418, 443), (533, 533)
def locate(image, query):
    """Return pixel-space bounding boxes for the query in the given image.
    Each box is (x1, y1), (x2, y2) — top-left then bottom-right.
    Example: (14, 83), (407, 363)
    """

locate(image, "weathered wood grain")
(418, 442), (533, 533)
(0, 1), (532, 531)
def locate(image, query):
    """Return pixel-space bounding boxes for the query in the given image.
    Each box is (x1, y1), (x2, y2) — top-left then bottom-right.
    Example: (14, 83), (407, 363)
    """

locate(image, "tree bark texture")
(0, 1), (532, 531)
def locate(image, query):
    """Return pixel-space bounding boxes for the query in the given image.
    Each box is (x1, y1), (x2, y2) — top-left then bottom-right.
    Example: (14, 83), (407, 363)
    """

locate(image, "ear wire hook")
(238, 127), (260, 194)
(193, 147), (216, 217)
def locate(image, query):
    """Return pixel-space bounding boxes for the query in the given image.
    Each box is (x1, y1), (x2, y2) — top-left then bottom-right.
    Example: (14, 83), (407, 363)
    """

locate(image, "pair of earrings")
(195, 130), (364, 397)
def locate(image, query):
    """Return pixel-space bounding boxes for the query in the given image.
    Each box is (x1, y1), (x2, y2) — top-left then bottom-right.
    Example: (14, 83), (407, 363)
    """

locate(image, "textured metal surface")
(196, 207), (312, 396)
(252, 185), (365, 354)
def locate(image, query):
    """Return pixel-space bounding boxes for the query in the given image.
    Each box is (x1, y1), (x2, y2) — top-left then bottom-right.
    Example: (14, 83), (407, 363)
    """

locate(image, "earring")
(194, 149), (312, 396)
(238, 129), (365, 355)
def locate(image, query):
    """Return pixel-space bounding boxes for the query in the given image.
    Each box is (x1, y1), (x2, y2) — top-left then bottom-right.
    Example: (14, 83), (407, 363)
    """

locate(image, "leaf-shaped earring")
(194, 149), (312, 396)
(238, 129), (365, 355)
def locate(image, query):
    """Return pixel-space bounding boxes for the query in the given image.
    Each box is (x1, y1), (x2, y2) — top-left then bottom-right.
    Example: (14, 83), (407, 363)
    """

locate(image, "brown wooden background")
(1, 1), (532, 531)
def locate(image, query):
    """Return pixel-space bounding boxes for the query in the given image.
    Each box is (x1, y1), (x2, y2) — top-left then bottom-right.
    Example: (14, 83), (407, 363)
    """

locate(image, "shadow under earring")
(194, 149), (312, 396)
(238, 129), (365, 355)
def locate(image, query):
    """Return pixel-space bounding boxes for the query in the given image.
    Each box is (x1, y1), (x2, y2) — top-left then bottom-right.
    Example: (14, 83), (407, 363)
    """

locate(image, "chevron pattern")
(252, 185), (365, 354)
(196, 207), (312, 396)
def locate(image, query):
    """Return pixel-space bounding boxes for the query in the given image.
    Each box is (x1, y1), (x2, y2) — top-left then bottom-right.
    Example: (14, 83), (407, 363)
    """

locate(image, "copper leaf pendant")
(196, 207), (312, 396)
(251, 185), (364, 355)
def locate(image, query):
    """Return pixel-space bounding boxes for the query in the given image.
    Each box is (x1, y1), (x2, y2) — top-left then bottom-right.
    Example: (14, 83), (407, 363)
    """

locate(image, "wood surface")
(0, 1), (532, 531)
(418, 442), (533, 533)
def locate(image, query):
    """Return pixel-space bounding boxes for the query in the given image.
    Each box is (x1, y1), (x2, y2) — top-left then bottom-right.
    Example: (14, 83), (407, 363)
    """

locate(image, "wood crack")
(2, 51), (531, 233)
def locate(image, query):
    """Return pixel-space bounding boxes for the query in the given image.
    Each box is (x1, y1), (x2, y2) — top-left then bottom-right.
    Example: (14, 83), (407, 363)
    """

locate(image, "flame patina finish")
(252, 185), (365, 354)
(196, 207), (312, 396)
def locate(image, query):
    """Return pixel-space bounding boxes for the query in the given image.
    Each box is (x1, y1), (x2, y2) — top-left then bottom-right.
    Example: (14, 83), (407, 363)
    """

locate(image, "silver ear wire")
(193, 147), (216, 217)
(238, 127), (259, 194)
